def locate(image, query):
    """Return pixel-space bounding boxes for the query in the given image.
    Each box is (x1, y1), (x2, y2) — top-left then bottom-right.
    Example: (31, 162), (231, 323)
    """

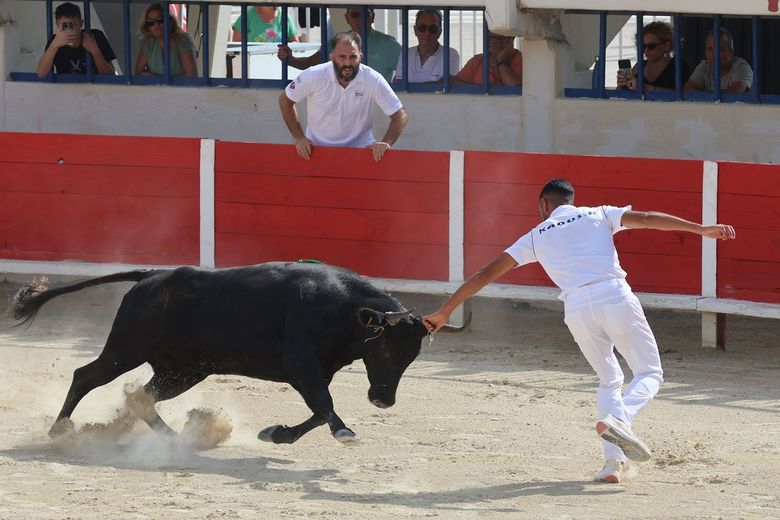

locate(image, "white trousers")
(563, 279), (663, 462)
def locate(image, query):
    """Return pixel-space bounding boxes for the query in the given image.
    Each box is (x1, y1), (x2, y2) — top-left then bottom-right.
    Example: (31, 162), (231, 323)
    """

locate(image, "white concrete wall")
(554, 98), (780, 162)
(0, 79), (524, 152)
(3, 18), (780, 162)
(5, 75), (780, 161)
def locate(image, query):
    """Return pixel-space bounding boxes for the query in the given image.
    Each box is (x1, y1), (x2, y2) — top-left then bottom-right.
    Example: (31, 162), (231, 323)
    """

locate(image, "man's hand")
(423, 311), (450, 333)
(294, 137), (313, 160)
(370, 142), (391, 162)
(702, 224), (736, 240)
(52, 29), (77, 49)
(81, 32), (99, 56)
(496, 44), (514, 65)
(277, 44), (292, 61)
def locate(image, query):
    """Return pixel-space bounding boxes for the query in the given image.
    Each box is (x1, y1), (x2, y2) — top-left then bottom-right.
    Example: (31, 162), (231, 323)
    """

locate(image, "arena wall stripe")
(200, 138), (216, 269)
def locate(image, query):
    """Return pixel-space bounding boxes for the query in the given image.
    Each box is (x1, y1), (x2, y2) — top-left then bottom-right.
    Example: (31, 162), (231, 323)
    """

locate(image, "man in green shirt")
(277, 7), (401, 83)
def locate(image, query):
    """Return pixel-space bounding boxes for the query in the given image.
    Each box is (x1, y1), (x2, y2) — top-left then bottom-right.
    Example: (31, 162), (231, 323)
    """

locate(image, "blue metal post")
(598, 12), (606, 98)
(84, 0), (93, 82)
(46, 0), (54, 81)
(361, 6), (368, 65)
(674, 14), (682, 100)
(482, 13), (489, 93)
(163, 1), (171, 84)
(752, 16), (761, 103)
(202, 3), (210, 83)
(443, 7), (451, 92)
(713, 16), (721, 99)
(241, 4), (248, 86)
(636, 14), (645, 95)
(401, 6), (408, 91)
(123, 0), (131, 82)
(320, 6), (328, 62)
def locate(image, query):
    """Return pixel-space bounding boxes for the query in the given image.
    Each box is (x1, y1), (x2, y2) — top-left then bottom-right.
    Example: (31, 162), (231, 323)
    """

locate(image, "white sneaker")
(595, 459), (623, 483)
(596, 414), (652, 462)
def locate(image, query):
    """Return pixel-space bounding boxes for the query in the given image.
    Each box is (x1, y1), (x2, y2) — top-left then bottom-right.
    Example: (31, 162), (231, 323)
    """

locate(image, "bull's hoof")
(334, 428), (358, 443)
(258, 424), (298, 444)
(48, 418), (75, 438)
(258, 425), (281, 442)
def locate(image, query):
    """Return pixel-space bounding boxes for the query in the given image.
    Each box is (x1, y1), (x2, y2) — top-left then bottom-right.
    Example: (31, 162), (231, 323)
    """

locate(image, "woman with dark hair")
(134, 4), (197, 77)
(617, 21), (687, 92)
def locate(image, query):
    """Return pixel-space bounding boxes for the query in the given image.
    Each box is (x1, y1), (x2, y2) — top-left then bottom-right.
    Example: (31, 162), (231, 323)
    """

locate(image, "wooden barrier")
(0, 132), (200, 265)
(213, 142), (450, 280)
(1, 131), (778, 348)
(717, 161), (780, 304)
(463, 151), (704, 295)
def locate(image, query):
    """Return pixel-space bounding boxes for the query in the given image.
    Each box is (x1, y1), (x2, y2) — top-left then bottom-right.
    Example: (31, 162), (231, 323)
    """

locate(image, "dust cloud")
(49, 383), (232, 468)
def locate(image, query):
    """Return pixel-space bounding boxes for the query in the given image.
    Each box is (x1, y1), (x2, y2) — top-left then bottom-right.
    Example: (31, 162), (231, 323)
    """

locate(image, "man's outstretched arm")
(621, 210), (736, 240)
(424, 252), (517, 332)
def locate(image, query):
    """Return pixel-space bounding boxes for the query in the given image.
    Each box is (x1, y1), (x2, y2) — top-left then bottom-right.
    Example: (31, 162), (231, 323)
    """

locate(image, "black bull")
(10, 262), (469, 444)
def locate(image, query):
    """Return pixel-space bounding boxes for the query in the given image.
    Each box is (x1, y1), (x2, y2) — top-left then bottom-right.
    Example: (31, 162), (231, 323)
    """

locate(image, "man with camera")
(36, 2), (116, 78)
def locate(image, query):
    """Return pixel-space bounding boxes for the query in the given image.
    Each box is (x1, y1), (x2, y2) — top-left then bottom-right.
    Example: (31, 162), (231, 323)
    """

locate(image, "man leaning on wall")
(278, 31), (408, 162)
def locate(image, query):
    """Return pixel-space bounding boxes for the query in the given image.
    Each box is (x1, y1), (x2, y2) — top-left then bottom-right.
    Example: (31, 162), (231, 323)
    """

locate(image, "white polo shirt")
(284, 62), (403, 148)
(393, 45), (460, 82)
(504, 204), (631, 300)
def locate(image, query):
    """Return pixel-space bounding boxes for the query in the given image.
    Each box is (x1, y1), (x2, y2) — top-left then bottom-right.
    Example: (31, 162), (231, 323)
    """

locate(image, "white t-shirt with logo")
(284, 62), (403, 148)
(504, 204), (631, 299)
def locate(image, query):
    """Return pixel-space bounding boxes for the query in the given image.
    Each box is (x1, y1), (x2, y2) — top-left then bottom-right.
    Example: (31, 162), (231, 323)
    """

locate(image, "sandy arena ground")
(1, 274), (779, 519)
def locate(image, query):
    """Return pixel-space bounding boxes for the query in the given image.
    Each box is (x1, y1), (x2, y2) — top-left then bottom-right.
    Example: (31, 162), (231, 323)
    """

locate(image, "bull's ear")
(357, 307), (385, 328)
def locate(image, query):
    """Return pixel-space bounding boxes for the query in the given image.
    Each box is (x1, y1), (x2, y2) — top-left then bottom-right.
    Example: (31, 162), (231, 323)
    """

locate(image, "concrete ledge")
(697, 297), (780, 320)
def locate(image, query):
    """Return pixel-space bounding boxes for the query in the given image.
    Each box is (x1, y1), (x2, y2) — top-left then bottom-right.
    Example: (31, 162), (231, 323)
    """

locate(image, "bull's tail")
(8, 270), (161, 325)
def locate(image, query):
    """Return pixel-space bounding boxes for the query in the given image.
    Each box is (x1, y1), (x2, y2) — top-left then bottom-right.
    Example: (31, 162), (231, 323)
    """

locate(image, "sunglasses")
(643, 41), (665, 50)
(348, 11), (372, 19)
(145, 17), (164, 27)
(415, 24), (440, 34)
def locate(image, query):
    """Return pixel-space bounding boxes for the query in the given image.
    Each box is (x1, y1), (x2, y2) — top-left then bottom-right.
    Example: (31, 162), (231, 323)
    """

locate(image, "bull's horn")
(438, 301), (472, 334)
(357, 307), (414, 328)
(383, 308), (415, 326)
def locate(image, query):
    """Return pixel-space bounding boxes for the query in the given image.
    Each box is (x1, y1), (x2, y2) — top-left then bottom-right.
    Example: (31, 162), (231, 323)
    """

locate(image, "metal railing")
(10, 1), (522, 95)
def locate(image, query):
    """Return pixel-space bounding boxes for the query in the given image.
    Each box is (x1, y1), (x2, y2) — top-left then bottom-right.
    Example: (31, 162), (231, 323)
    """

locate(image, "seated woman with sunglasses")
(135, 4), (197, 77)
(617, 21), (688, 92)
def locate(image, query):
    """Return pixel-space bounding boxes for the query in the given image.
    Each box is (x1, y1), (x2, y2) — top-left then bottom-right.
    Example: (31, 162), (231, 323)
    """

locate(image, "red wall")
(717, 162), (780, 303)
(2, 131), (778, 307)
(464, 152), (704, 295)
(214, 142), (450, 280)
(0, 132), (200, 265)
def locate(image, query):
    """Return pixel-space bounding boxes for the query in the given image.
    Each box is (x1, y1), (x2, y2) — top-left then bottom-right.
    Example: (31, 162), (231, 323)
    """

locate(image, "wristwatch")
(497, 59), (508, 67)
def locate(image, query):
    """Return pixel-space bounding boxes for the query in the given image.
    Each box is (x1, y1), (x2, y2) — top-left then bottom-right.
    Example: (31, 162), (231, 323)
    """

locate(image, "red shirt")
(456, 49), (523, 86)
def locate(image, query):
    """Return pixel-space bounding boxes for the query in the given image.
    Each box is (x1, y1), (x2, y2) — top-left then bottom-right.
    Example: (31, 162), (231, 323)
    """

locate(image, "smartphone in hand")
(61, 21), (77, 46)
(618, 59), (632, 79)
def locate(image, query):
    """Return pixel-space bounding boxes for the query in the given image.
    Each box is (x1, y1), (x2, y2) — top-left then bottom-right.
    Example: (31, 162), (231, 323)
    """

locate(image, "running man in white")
(424, 178), (736, 483)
